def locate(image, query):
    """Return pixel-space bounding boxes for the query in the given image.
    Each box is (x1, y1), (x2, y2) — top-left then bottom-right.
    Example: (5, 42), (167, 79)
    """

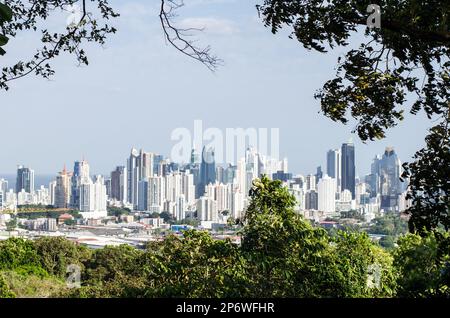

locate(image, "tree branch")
(159, 0), (222, 71)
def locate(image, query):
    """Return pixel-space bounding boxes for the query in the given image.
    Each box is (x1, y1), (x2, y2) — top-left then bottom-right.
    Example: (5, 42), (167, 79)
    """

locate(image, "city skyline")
(0, 141), (409, 226)
(1, 142), (407, 219)
(1, 141), (405, 186)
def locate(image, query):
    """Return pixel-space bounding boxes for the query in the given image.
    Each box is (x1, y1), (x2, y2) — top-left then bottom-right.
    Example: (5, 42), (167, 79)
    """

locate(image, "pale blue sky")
(0, 0), (431, 178)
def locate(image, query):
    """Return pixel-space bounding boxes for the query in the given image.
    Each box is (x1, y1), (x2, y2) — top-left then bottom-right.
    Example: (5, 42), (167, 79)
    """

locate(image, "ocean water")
(0, 174), (55, 191)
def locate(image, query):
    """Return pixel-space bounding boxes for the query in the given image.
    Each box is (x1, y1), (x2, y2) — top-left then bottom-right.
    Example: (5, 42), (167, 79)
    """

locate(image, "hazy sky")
(0, 0), (432, 178)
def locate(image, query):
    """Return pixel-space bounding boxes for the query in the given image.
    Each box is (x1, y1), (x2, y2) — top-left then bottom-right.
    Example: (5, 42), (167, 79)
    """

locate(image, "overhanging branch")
(159, 0), (222, 71)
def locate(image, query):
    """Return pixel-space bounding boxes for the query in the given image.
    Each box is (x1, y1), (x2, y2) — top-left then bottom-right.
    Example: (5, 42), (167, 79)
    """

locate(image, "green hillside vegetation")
(0, 177), (449, 298)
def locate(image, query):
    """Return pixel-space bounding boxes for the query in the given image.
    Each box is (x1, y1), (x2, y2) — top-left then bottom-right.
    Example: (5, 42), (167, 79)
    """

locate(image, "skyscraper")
(138, 150), (154, 180)
(318, 175), (337, 214)
(378, 147), (403, 211)
(127, 148), (154, 208)
(137, 179), (149, 211)
(71, 159), (90, 208)
(55, 166), (72, 208)
(216, 165), (225, 184)
(16, 166), (34, 194)
(341, 141), (356, 199)
(190, 148), (200, 165)
(153, 154), (164, 176)
(327, 149), (341, 191)
(315, 166), (323, 185)
(73, 160), (90, 182)
(306, 174), (316, 191)
(147, 175), (165, 212)
(199, 146), (216, 196)
(305, 190), (318, 210)
(0, 178), (8, 197)
(79, 175), (107, 218)
(110, 166), (127, 203)
(127, 148), (139, 207)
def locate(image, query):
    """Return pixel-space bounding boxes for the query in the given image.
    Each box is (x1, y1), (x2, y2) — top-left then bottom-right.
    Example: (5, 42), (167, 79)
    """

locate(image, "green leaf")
(0, 47), (5, 56)
(0, 34), (8, 46)
(0, 3), (13, 22)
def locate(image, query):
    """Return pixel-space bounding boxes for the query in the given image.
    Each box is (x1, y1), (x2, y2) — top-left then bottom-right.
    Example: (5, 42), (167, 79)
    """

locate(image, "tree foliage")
(33, 236), (90, 278)
(256, 0), (449, 141)
(107, 206), (131, 218)
(0, 237), (40, 270)
(394, 231), (450, 297)
(3, 177), (450, 298)
(402, 117), (450, 234)
(256, 1), (449, 234)
(0, 2), (13, 55)
(0, 0), (119, 90)
(241, 176), (397, 297)
(0, 273), (15, 298)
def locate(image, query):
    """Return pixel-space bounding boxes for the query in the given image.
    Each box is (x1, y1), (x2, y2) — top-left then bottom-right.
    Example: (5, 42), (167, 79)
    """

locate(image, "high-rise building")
(127, 148), (139, 208)
(137, 179), (149, 211)
(336, 189), (353, 212)
(272, 171), (293, 182)
(138, 150), (154, 180)
(205, 182), (231, 213)
(71, 160), (90, 208)
(80, 179), (95, 212)
(199, 146), (216, 196)
(16, 166), (34, 194)
(306, 174), (316, 191)
(291, 175), (305, 190)
(105, 178), (111, 198)
(190, 148), (200, 165)
(356, 182), (371, 206)
(0, 179), (8, 200)
(153, 154), (164, 176)
(127, 148), (155, 208)
(158, 159), (172, 177)
(366, 155), (382, 197)
(315, 166), (323, 185)
(378, 147), (403, 211)
(148, 175), (165, 212)
(110, 166), (127, 203)
(327, 149), (341, 191)
(79, 175), (107, 218)
(216, 166), (225, 184)
(55, 166), (72, 208)
(49, 181), (56, 206)
(176, 195), (186, 221)
(289, 184), (305, 211)
(181, 171), (196, 205)
(305, 190), (318, 210)
(245, 147), (260, 180)
(73, 160), (90, 181)
(230, 186), (244, 220)
(197, 196), (218, 222)
(318, 175), (337, 214)
(341, 141), (356, 199)
(223, 164), (236, 185)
